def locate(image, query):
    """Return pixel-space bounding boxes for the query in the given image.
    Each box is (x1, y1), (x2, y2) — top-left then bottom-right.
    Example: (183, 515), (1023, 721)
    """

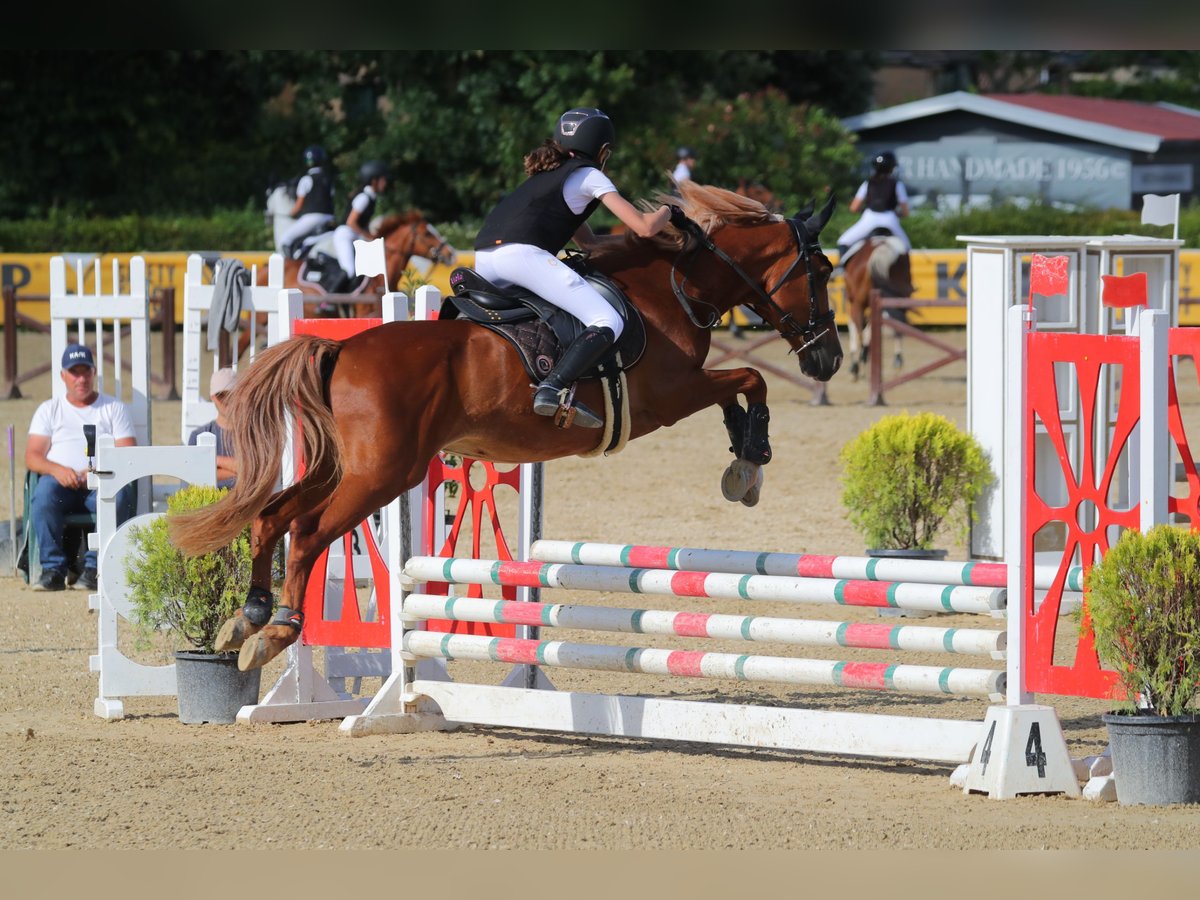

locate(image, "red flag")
(1101, 272), (1149, 309)
(1029, 254), (1070, 300)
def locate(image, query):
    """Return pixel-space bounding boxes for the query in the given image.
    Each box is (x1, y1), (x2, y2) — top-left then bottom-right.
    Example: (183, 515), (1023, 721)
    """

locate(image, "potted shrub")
(125, 484), (261, 724)
(839, 411), (992, 557)
(1083, 524), (1200, 805)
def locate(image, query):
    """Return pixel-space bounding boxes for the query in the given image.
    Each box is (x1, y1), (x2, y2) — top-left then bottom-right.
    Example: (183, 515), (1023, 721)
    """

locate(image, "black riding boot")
(532, 325), (616, 428)
(832, 243), (849, 275)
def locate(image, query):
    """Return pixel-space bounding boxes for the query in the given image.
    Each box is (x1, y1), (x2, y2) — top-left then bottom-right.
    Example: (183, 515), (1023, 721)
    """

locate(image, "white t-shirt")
(853, 179), (910, 205)
(673, 161), (692, 183)
(562, 167), (617, 214)
(351, 185), (379, 216)
(29, 394), (136, 470)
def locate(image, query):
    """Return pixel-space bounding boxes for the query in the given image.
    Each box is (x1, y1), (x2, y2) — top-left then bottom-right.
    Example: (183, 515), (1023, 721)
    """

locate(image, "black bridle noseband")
(670, 214), (836, 354)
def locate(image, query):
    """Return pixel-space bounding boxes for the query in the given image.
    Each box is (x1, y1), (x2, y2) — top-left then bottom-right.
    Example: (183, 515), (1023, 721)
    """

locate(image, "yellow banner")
(4, 249), (1199, 327)
(0, 251), (467, 325)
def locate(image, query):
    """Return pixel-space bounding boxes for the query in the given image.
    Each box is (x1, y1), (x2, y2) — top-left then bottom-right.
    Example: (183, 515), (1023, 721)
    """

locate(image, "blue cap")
(62, 343), (95, 370)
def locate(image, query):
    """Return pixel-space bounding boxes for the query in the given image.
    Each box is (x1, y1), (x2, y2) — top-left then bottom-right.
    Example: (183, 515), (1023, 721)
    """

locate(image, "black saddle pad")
(441, 259), (647, 383)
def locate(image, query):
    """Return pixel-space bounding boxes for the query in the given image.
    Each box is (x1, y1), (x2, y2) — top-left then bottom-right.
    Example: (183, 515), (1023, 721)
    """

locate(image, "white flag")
(1141, 193), (1179, 229)
(354, 237), (387, 277)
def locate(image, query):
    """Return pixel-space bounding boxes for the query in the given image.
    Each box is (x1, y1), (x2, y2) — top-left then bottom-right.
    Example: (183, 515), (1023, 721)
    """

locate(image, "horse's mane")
(639, 180), (783, 250)
(375, 211), (426, 236)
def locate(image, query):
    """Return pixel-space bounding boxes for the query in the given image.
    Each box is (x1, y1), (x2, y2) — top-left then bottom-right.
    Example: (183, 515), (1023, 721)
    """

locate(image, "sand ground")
(3, 324), (1200, 851)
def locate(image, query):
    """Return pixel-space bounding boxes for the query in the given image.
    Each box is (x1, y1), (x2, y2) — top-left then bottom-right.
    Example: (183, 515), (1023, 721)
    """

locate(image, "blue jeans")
(32, 476), (135, 571)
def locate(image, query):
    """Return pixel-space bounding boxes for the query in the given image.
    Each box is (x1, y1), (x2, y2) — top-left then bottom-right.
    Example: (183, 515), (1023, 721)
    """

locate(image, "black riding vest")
(865, 176), (899, 213)
(475, 159), (602, 254)
(345, 189), (377, 225)
(299, 169), (335, 216)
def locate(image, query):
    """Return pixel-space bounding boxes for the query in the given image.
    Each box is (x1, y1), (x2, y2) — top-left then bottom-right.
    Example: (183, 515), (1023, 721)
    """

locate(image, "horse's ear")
(793, 201), (814, 221)
(802, 193), (836, 237)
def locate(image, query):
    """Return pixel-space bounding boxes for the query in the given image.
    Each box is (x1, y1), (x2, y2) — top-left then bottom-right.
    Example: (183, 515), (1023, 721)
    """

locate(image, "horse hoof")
(721, 459), (759, 503)
(849, 361), (860, 382)
(740, 467), (765, 507)
(893, 353), (904, 370)
(214, 613), (262, 652)
(237, 625), (298, 671)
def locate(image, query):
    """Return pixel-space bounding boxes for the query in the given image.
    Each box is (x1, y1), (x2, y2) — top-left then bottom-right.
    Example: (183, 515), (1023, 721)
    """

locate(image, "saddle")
(840, 227), (898, 267)
(440, 253), (647, 385)
(295, 233), (362, 294)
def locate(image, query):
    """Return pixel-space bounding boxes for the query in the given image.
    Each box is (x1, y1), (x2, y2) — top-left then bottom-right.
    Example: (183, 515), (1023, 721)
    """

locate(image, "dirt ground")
(3, 324), (1200, 852)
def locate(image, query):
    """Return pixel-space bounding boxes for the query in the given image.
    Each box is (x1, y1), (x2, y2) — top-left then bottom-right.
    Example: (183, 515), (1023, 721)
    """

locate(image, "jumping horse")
(840, 231), (915, 380)
(168, 181), (844, 671)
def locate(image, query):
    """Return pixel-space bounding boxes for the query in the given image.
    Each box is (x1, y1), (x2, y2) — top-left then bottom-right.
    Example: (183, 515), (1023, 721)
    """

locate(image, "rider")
(332, 159), (390, 292)
(832, 150), (911, 274)
(279, 145), (337, 259)
(473, 107), (673, 428)
(673, 146), (696, 184)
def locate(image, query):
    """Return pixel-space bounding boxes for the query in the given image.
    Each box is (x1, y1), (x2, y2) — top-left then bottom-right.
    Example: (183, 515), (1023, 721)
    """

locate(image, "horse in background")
(257, 211), (457, 316)
(169, 183), (843, 672)
(734, 179), (783, 213)
(841, 232), (915, 380)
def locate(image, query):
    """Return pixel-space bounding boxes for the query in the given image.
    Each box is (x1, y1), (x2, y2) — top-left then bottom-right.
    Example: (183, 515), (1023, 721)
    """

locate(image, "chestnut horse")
(261, 211), (456, 317)
(841, 233), (915, 380)
(168, 182), (843, 671)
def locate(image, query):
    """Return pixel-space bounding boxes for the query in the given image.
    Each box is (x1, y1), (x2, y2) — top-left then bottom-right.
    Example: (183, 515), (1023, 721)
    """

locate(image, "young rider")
(332, 159), (390, 292)
(833, 150), (911, 273)
(279, 144), (337, 258)
(473, 107), (673, 428)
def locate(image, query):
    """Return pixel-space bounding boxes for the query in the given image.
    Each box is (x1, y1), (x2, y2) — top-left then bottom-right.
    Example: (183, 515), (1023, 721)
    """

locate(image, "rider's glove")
(668, 205), (690, 230)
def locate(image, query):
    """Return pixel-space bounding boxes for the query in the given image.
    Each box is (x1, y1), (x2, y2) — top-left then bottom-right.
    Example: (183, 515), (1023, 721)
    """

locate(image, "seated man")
(188, 367), (238, 489)
(25, 343), (137, 592)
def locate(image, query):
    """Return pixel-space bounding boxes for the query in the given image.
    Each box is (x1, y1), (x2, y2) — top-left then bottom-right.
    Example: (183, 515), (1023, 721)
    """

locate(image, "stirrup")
(532, 384), (602, 429)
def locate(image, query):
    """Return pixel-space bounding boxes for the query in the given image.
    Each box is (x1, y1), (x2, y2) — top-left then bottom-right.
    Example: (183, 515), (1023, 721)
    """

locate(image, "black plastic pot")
(174, 651), (262, 725)
(1103, 711), (1200, 805)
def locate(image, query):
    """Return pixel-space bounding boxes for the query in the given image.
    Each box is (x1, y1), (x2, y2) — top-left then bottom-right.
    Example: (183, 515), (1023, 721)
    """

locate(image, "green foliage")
(619, 88), (861, 214)
(1083, 525), (1200, 716)
(839, 412), (992, 551)
(0, 208), (270, 253)
(124, 485), (252, 654)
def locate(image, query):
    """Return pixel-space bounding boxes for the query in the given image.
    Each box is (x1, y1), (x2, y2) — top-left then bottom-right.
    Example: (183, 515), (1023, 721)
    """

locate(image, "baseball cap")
(61, 343), (95, 370)
(209, 367), (238, 397)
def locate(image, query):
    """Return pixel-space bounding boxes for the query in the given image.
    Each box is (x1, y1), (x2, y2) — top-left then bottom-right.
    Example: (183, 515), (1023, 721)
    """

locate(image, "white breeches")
(836, 210), (911, 251)
(333, 225), (361, 276)
(474, 243), (624, 338)
(280, 213), (335, 248)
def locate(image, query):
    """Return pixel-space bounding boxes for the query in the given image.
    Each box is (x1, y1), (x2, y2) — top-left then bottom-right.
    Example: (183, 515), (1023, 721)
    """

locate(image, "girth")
(441, 260), (647, 384)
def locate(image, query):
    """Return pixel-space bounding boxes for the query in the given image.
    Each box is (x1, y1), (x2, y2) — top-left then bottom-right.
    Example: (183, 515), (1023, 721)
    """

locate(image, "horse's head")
(759, 194), (843, 381)
(378, 212), (457, 274)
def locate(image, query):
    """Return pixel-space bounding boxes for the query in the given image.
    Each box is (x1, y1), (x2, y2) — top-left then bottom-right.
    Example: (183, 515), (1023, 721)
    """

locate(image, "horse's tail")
(168, 335), (344, 556)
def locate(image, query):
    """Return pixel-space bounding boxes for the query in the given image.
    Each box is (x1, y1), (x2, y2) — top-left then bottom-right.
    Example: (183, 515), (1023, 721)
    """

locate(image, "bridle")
(670, 215), (836, 355)
(386, 219), (453, 267)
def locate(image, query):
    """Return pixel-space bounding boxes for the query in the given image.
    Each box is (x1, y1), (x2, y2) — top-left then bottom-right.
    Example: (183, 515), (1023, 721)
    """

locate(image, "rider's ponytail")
(524, 139), (571, 176)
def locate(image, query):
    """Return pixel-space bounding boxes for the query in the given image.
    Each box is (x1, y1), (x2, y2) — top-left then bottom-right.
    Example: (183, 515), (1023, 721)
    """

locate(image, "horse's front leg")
(658, 365), (772, 508)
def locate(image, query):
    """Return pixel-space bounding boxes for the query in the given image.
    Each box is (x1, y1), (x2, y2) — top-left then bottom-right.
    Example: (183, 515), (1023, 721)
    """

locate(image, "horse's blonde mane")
(638, 179), (783, 249)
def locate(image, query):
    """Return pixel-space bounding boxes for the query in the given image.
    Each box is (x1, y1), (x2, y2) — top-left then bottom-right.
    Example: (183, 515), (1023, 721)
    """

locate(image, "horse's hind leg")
(213, 480), (333, 653)
(237, 469), (399, 671)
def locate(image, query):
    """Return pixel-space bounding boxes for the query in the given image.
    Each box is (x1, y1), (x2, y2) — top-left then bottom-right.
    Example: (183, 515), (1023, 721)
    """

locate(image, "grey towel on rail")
(207, 258), (248, 353)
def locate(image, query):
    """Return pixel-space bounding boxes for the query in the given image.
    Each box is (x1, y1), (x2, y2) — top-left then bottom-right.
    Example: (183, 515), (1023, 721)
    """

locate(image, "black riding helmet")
(872, 151), (898, 175)
(358, 159), (390, 185)
(677, 146), (695, 159)
(303, 144), (328, 167)
(557, 108), (615, 161)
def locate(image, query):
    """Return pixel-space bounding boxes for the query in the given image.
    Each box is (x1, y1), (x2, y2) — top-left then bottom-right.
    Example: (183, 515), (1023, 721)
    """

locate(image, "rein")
(670, 216), (835, 354)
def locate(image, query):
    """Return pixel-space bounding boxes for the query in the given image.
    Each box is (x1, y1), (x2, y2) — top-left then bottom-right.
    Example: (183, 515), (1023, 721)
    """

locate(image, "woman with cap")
(673, 146), (696, 184)
(188, 367), (239, 490)
(833, 150), (911, 272)
(332, 159), (391, 292)
(473, 107), (673, 428)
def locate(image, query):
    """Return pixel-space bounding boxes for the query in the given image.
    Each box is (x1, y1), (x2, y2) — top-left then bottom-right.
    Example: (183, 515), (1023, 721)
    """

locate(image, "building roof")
(841, 90), (1200, 153)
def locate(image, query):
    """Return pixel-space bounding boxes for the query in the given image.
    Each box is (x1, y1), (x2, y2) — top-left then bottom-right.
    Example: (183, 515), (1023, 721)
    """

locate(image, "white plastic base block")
(1084, 774), (1118, 802)
(959, 705), (1081, 800)
(94, 697), (125, 720)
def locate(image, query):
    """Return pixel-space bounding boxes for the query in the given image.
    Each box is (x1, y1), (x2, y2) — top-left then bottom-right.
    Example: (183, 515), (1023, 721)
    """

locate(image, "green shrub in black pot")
(125, 484), (260, 724)
(1083, 524), (1200, 804)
